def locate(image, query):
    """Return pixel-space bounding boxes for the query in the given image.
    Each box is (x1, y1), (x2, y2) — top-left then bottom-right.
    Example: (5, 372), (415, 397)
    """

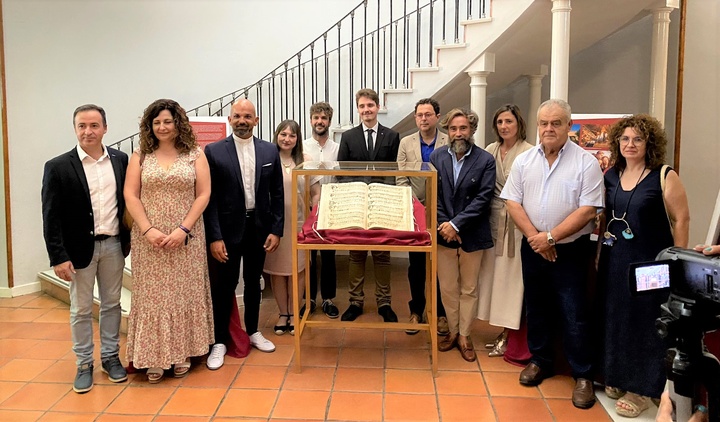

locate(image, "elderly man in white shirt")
(301, 102), (340, 319)
(500, 99), (604, 410)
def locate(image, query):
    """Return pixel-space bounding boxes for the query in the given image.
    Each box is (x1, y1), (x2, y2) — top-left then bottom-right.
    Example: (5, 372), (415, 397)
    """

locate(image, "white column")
(526, 71), (546, 145)
(550, 0), (571, 100)
(649, 7), (673, 127)
(466, 53), (495, 147)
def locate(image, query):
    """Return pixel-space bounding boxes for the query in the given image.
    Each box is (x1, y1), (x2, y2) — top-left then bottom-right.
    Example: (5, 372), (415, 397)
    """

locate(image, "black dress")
(598, 167), (673, 398)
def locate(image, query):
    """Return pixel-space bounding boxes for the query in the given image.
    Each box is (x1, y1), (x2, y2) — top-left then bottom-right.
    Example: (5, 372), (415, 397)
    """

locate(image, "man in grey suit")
(42, 104), (129, 393)
(337, 88), (400, 322)
(396, 98), (449, 335)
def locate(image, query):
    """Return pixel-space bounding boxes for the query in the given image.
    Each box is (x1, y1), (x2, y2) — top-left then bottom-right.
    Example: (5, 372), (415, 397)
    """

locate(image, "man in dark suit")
(42, 104), (130, 393)
(204, 99), (284, 369)
(337, 88), (400, 322)
(429, 108), (495, 363)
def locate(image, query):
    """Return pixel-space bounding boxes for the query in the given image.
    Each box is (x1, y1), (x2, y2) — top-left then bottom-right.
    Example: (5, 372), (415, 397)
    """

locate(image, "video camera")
(629, 247), (720, 421)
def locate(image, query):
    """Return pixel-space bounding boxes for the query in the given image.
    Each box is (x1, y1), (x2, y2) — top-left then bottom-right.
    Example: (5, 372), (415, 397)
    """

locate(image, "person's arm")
(123, 152), (167, 248)
(159, 150), (211, 249)
(264, 149), (284, 253)
(41, 161), (75, 281)
(664, 169), (690, 248)
(396, 139), (411, 187)
(693, 244), (720, 255)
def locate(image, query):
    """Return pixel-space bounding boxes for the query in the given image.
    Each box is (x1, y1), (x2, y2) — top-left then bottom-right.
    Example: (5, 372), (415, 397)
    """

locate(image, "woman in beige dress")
(124, 99), (214, 383)
(477, 104), (533, 357)
(264, 120), (320, 335)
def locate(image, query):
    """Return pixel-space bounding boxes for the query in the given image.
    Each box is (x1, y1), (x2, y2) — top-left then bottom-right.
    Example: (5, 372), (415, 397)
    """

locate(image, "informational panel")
(189, 116), (231, 149)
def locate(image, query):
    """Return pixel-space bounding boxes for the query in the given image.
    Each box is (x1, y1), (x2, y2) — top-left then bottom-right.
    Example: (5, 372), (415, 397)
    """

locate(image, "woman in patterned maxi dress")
(124, 99), (214, 383)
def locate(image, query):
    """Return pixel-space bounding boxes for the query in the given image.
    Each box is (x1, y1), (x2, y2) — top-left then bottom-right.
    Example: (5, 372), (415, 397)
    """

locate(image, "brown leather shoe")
(572, 378), (596, 409)
(519, 362), (552, 386)
(438, 333), (458, 352)
(457, 336), (476, 362)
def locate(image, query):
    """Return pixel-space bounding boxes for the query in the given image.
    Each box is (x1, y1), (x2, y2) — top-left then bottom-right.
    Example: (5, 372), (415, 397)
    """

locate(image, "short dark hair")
(273, 120), (304, 165)
(355, 88), (379, 107)
(73, 104), (107, 126)
(491, 104), (527, 143)
(139, 99), (197, 154)
(414, 98), (440, 115)
(440, 108), (479, 136)
(309, 102), (334, 122)
(608, 114), (667, 172)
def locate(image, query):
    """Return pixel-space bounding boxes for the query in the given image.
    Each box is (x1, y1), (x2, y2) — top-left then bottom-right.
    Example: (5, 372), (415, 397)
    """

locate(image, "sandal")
(605, 386), (626, 400)
(615, 392), (650, 418)
(173, 359), (191, 378)
(147, 367), (164, 384)
(274, 314), (289, 336)
(287, 314), (295, 336)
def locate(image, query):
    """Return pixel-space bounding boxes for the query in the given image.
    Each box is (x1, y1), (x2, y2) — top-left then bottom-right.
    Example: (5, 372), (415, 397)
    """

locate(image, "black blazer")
(203, 135), (284, 246)
(430, 145), (496, 253)
(42, 146), (130, 269)
(337, 123), (400, 162)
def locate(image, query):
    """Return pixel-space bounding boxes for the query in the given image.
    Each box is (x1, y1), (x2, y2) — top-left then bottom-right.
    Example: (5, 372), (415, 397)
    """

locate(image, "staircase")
(39, 0), (668, 314)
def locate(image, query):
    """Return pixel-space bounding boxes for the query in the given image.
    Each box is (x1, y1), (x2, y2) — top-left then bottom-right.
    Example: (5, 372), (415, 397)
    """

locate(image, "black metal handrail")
(108, 0), (488, 153)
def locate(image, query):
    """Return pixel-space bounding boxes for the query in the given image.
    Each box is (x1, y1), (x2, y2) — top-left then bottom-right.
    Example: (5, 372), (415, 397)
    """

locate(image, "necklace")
(281, 159), (293, 174)
(603, 167), (646, 247)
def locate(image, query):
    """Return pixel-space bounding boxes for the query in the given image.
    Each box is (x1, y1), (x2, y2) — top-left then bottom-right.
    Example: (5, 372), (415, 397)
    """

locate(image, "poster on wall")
(570, 114), (626, 172)
(189, 116), (231, 149)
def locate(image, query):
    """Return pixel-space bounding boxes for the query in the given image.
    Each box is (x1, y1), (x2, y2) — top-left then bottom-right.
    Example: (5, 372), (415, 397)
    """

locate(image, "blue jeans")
(69, 236), (124, 366)
(521, 235), (593, 379)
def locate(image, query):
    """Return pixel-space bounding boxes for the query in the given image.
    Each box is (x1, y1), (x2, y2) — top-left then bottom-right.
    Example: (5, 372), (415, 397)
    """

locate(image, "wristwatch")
(546, 231), (556, 246)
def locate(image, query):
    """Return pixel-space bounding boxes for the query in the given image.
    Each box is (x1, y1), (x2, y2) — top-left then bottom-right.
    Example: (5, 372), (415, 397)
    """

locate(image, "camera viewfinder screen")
(635, 264), (671, 292)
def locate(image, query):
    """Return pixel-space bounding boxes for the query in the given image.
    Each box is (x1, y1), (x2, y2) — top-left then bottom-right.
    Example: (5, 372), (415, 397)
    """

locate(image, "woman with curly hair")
(124, 99), (214, 383)
(597, 114), (689, 417)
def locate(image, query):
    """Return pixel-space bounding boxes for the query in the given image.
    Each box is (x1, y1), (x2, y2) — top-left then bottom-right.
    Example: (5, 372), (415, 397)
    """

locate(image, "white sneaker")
(206, 343), (227, 370)
(249, 332), (276, 353)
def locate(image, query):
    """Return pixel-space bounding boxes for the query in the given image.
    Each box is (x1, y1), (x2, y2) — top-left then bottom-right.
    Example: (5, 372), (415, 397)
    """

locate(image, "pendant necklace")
(603, 167), (646, 247)
(282, 159), (293, 174)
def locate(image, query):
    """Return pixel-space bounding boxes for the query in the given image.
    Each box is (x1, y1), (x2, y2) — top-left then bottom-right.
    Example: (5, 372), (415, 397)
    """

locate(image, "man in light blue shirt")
(501, 99), (603, 409)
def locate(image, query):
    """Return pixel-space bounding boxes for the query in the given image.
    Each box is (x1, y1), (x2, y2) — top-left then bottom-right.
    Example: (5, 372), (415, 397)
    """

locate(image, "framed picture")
(570, 114), (626, 172)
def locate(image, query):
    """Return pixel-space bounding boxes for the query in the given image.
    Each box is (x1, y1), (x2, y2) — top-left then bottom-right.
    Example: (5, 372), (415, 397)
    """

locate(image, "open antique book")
(317, 182), (414, 231)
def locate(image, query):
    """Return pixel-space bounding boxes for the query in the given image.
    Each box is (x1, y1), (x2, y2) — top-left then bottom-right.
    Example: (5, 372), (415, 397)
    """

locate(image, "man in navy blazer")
(203, 99), (284, 368)
(42, 104), (130, 393)
(429, 108), (495, 363)
(337, 88), (401, 323)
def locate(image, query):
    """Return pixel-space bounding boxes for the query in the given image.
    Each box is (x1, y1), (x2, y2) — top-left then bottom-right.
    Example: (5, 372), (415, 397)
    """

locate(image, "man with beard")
(204, 99), (284, 369)
(337, 88), (400, 322)
(301, 102), (339, 318)
(429, 108), (495, 362)
(396, 98), (450, 335)
(501, 99), (603, 409)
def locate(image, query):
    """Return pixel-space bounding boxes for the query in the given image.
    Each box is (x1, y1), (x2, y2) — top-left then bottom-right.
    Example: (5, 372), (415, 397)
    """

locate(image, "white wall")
(2, 0), (357, 289)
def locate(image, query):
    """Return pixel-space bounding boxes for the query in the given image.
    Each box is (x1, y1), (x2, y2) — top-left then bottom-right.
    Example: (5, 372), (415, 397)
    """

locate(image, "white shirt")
(303, 136), (339, 185)
(233, 134), (256, 210)
(500, 140), (604, 243)
(76, 144), (119, 236)
(361, 122), (379, 149)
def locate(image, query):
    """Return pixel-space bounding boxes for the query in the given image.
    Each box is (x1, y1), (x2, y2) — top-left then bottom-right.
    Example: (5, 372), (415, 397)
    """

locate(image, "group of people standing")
(42, 92), (692, 418)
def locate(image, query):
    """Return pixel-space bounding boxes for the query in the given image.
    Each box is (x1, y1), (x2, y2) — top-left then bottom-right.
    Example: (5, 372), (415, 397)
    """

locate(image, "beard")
(450, 138), (471, 155)
(233, 125), (252, 139)
(312, 125), (328, 137)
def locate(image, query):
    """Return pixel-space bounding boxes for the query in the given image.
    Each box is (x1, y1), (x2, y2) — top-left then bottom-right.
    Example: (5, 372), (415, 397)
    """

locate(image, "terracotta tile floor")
(0, 258), (621, 421)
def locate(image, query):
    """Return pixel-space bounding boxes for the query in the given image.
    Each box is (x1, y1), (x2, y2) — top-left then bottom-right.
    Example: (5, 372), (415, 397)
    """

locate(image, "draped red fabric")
(298, 198), (431, 246)
(226, 295), (250, 358)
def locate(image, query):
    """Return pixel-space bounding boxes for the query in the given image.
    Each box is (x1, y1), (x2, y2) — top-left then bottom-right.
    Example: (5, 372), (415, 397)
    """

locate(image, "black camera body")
(631, 247), (720, 421)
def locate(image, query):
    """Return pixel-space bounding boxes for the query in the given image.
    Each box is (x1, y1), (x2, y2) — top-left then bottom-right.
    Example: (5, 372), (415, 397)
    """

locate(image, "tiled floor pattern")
(0, 260), (629, 421)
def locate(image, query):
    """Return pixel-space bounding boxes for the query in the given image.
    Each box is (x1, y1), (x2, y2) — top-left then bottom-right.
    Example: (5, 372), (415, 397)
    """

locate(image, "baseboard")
(0, 281), (42, 298)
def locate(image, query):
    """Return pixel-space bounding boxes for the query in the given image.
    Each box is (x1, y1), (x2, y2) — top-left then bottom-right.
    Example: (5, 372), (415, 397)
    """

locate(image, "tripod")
(657, 294), (720, 422)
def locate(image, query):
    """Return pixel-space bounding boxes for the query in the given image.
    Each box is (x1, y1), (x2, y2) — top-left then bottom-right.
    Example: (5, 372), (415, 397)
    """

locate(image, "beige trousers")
(437, 246), (484, 337)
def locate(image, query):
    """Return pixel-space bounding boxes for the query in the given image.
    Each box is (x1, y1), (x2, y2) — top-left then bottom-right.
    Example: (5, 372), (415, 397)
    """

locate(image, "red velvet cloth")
(298, 198), (431, 246)
(227, 295), (250, 358)
(504, 317), (532, 367)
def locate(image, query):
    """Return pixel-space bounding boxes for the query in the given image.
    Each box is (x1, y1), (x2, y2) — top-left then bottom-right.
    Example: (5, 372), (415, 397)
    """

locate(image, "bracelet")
(142, 226), (155, 236)
(179, 224), (191, 235)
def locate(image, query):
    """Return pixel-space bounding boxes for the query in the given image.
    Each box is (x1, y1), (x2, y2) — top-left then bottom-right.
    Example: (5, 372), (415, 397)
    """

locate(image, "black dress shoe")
(341, 304), (363, 321)
(322, 299), (339, 319)
(377, 305), (398, 322)
(519, 362), (552, 386)
(299, 300), (316, 318)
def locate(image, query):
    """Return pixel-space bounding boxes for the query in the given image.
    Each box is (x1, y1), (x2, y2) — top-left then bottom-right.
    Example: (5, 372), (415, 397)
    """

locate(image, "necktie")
(366, 129), (374, 156)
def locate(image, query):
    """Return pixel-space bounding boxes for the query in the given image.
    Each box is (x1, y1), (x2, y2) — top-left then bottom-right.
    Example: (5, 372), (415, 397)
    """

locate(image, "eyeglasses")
(415, 113), (436, 119)
(619, 136), (646, 144)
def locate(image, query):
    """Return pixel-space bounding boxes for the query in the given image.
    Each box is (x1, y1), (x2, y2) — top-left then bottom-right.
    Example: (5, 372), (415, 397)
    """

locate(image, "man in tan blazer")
(396, 98), (449, 335)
